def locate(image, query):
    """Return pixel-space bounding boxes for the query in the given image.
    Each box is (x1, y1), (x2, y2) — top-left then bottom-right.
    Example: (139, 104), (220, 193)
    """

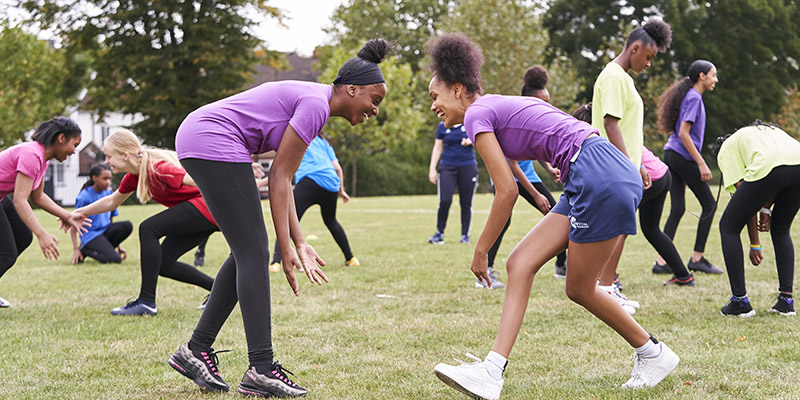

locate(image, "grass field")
(2, 192), (799, 399)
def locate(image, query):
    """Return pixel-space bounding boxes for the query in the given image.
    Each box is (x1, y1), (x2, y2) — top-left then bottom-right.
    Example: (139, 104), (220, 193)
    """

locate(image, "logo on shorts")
(570, 216), (590, 229)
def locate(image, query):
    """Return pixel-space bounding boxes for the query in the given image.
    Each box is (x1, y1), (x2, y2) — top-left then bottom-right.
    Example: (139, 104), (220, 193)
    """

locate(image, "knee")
(119, 221), (134, 235)
(138, 218), (159, 238)
(439, 200), (452, 208)
(564, 283), (589, 305)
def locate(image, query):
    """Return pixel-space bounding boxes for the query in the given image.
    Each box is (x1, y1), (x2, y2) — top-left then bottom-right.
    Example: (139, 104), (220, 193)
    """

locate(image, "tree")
(21, 0), (285, 147)
(0, 21), (81, 146)
(317, 45), (429, 196)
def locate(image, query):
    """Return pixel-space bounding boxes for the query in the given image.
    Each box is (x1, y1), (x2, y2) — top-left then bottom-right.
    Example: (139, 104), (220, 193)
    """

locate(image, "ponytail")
(104, 129), (182, 204)
(657, 60), (715, 134)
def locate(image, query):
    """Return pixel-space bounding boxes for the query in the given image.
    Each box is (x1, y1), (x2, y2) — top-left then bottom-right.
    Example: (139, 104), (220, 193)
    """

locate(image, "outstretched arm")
(14, 173), (63, 260)
(74, 190), (131, 216)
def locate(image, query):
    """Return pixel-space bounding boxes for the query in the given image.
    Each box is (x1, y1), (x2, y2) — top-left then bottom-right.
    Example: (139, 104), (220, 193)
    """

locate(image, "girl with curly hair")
(427, 33), (678, 399)
(656, 60), (721, 275)
(715, 122), (800, 317)
(167, 39), (390, 398)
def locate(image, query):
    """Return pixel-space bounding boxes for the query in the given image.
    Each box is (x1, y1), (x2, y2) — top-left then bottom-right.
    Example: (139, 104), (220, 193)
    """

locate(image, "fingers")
(283, 263), (300, 296)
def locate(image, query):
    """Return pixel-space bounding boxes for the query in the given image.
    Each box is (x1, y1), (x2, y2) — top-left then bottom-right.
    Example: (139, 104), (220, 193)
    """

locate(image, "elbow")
(496, 184), (518, 201)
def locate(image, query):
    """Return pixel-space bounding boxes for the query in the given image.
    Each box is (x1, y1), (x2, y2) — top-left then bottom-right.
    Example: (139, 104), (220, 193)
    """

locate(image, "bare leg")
(597, 235), (626, 285)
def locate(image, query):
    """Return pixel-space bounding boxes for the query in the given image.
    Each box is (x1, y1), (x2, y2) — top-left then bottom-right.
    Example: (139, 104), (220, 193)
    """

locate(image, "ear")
(347, 84), (357, 97)
(452, 82), (463, 99)
(56, 133), (67, 144)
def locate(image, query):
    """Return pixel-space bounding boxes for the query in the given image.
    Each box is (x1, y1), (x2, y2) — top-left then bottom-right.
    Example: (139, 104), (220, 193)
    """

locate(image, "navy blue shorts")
(551, 136), (643, 243)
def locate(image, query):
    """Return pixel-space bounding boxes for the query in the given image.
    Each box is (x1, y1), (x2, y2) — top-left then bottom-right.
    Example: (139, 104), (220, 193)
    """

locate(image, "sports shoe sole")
(720, 310), (756, 318)
(768, 309), (796, 316)
(168, 356), (229, 392)
(434, 366), (498, 400)
(623, 350), (680, 389)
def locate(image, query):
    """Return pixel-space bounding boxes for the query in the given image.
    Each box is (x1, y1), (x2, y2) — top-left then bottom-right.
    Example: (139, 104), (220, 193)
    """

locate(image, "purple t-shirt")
(463, 95), (597, 183)
(0, 141), (48, 200)
(664, 88), (705, 161)
(176, 81), (333, 162)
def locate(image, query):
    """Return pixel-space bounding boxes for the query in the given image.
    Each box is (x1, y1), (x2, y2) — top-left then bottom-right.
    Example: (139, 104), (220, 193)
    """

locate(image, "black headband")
(333, 57), (385, 85)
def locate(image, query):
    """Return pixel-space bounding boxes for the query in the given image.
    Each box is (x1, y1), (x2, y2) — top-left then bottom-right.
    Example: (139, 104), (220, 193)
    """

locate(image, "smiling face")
(629, 41), (659, 73)
(103, 145), (137, 174)
(93, 169), (113, 191)
(699, 66), (718, 91)
(429, 76), (468, 128)
(345, 83), (386, 126)
(51, 134), (82, 162)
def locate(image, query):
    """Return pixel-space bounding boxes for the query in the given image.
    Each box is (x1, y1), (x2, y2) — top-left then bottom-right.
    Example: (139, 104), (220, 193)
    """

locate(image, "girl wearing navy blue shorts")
(427, 121), (478, 245)
(427, 33), (678, 399)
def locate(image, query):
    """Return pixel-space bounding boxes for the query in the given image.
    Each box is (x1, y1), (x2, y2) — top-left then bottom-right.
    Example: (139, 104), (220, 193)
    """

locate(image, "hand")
(252, 162), (266, 179)
(61, 212), (92, 234)
(72, 248), (84, 264)
(549, 167), (561, 181)
(428, 170), (438, 185)
(461, 137), (472, 146)
(698, 163), (713, 182)
(282, 243), (328, 295)
(758, 211), (771, 232)
(37, 232), (60, 260)
(640, 167), (652, 190)
(749, 248), (763, 266)
(339, 190), (350, 204)
(471, 251), (491, 287)
(118, 245), (127, 260)
(535, 194), (551, 215)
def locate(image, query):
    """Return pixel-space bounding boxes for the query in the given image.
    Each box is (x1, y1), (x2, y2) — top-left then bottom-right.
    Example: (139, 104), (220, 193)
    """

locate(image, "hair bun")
(523, 66), (549, 89)
(357, 39), (392, 64)
(642, 20), (672, 51)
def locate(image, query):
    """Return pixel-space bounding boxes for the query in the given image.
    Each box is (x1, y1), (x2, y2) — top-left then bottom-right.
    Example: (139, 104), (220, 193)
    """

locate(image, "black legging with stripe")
(639, 173), (690, 278)
(663, 150), (716, 252)
(719, 165), (800, 297)
(487, 181), (567, 268)
(0, 197), (33, 279)
(271, 177), (353, 264)
(437, 164), (478, 236)
(137, 201), (217, 304)
(182, 159), (274, 368)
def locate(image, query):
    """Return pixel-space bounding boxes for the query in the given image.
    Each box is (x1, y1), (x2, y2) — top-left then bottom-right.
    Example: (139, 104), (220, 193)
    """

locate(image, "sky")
(255, 0), (347, 56)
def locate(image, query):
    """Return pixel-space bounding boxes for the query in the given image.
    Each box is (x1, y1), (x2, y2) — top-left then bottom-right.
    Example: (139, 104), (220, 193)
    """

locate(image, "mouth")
(363, 112), (370, 121)
(436, 110), (445, 120)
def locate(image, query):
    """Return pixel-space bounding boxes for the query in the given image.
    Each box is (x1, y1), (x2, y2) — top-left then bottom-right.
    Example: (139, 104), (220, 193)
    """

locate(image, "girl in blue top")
(427, 121), (478, 245)
(269, 135), (358, 269)
(70, 163), (132, 264)
(656, 60), (721, 274)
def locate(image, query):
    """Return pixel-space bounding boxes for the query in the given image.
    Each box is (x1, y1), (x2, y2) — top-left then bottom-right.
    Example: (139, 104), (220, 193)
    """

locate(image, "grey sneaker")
(688, 257), (723, 274)
(475, 267), (505, 289)
(168, 343), (230, 392)
(554, 260), (567, 279)
(238, 363), (308, 398)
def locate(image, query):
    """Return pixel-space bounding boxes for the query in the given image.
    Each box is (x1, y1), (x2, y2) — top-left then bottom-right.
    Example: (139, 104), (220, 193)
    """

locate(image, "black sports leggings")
(488, 181), (567, 268)
(437, 164), (478, 236)
(81, 221), (133, 263)
(663, 150), (716, 252)
(0, 197), (33, 279)
(719, 165), (800, 297)
(272, 177), (353, 264)
(638, 173), (690, 278)
(137, 201), (216, 304)
(182, 159), (274, 368)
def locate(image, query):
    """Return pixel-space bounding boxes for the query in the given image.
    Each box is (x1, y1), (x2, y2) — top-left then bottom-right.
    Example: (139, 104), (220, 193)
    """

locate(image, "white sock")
(484, 351), (507, 381)
(634, 339), (662, 359)
(597, 284), (614, 293)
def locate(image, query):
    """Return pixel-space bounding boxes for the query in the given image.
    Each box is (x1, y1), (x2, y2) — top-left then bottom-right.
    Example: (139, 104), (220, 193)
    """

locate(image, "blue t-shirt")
(491, 159), (542, 186)
(74, 187), (118, 247)
(295, 136), (340, 192)
(664, 88), (706, 161)
(436, 122), (477, 167)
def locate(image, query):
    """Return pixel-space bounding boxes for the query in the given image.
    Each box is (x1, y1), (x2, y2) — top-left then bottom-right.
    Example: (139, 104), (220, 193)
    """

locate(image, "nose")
(373, 105), (380, 117)
(430, 102), (436, 112)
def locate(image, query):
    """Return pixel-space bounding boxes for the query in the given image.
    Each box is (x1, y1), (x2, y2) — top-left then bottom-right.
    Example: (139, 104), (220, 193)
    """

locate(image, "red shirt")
(118, 161), (216, 225)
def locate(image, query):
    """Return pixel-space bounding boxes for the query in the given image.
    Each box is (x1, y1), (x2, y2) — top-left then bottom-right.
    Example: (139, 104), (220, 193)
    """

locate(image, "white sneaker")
(475, 268), (505, 289)
(434, 353), (503, 400)
(621, 342), (680, 389)
(602, 285), (639, 311)
(612, 286), (640, 308)
(0, 296), (9, 308)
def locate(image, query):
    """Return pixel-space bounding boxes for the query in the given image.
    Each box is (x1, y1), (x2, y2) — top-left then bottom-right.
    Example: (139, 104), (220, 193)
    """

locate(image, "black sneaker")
(652, 261), (672, 274)
(168, 343), (230, 392)
(720, 296), (756, 318)
(613, 274), (623, 292)
(194, 249), (205, 267)
(663, 274), (697, 286)
(688, 257), (723, 274)
(554, 260), (567, 279)
(770, 294), (796, 316)
(238, 363), (308, 398)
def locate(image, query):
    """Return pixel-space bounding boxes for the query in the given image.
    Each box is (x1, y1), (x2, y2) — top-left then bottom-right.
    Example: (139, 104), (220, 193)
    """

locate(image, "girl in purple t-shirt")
(168, 39), (390, 397)
(0, 117), (90, 308)
(427, 33), (679, 399)
(656, 60), (721, 274)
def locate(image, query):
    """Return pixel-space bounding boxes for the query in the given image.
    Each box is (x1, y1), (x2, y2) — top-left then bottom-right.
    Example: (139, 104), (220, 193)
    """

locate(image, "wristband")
(760, 208), (772, 215)
(750, 244), (762, 251)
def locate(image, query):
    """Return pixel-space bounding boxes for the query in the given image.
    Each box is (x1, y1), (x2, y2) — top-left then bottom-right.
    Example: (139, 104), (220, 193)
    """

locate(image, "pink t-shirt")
(463, 95), (597, 182)
(175, 81), (333, 163)
(641, 146), (669, 181)
(0, 142), (48, 200)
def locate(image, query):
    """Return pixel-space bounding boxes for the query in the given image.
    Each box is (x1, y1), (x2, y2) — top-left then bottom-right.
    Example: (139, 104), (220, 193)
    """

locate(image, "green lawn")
(2, 192), (798, 399)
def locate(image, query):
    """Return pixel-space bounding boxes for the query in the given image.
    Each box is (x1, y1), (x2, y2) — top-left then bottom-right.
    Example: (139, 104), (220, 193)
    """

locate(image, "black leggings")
(137, 201), (217, 304)
(639, 174), (690, 278)
(182, 159), (274, 368)
(437, 164), (478, 236)
(272, 178), (353, 264)
(488, 181), (567, 268)
(663, 150), (716, 252)
(719, 165), (800, 297)
(0, 197), (33, 279)
(81, 221), (133, 263)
